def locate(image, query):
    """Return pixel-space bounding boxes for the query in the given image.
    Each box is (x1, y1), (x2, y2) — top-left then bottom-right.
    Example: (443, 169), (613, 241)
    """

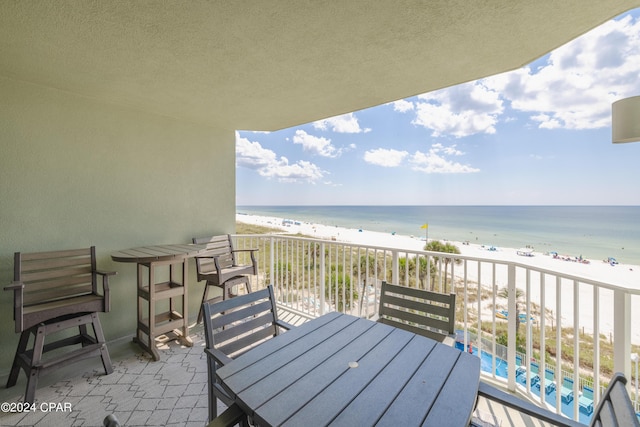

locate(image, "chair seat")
(23, 294), (105, 330)
(205, 265), (255, 286)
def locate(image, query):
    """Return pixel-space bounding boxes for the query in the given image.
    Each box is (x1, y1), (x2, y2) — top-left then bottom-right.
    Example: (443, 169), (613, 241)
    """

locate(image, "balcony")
(233, 233), (640, 425)
(2, 233), (639, 426)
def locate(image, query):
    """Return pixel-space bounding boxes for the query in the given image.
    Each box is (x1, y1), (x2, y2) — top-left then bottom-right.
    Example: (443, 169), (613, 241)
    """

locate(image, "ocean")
(237, 206), (640, 265)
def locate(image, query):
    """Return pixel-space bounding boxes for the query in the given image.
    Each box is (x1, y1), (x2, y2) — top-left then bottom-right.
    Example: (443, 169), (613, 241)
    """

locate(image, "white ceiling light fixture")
(612, 96), (640, 143)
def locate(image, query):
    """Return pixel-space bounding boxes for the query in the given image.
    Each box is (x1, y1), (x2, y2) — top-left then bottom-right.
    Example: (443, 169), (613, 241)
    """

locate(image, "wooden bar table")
(217, 312), (481, 426)
(111, 244), (206, 361)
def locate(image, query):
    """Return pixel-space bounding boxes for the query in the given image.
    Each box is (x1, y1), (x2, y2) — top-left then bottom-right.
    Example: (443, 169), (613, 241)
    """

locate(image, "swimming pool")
(455, 342), (593, 425)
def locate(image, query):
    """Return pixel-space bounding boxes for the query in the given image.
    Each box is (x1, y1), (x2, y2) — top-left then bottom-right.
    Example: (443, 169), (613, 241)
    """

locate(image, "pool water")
(455, 342), (593, 425)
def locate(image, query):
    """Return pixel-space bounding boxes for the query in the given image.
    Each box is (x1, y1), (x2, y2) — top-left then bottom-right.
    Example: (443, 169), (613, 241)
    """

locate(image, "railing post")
(613, 289), (631, 381)
(269, 236), (275, 287)
(507, 263), (517, 391)
(392, 250), (399, 285)
(320, 242), (326, 315)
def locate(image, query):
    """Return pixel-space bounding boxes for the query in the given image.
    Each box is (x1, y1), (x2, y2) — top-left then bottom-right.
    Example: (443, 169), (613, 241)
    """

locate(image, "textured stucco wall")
(0, 76), (236, 376)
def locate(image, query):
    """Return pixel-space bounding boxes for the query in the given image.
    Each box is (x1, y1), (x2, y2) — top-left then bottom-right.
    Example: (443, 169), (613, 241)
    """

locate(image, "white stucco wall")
(0, 75), (236, 375)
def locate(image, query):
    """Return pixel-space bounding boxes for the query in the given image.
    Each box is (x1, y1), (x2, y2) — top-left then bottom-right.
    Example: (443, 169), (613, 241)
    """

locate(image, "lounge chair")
(479, 372), (639, 427)
(515, 355), (527, 378)
(536, 368), (557, 395)
(560, 377), (574, 403)
(579, 385), (594, 414)
(528, 362), (541, 387)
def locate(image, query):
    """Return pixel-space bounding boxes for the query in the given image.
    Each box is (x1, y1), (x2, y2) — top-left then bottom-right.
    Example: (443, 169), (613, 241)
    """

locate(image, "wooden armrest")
(478, 382), (582, 427)
(4, 281), (24, 291)
(205, 347), (233, 366)
(206, 403), (247, 427)
(231, 248), (258, 253)
(95, 270), (117, 276)
(276, 320), (294, 331)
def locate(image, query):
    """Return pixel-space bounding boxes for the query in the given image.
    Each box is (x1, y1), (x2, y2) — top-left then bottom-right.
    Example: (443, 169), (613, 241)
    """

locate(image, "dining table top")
(216, 311), (481, 427)
(111, 243), (207, 263)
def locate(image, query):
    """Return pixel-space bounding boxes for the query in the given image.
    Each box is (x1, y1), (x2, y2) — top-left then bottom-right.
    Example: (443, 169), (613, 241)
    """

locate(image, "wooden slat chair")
(193, 234), (258, 324)
(4, 247), (115, 403)
(377, 281), (456, 345)
(202, 285), (292, 424)
(478, 372), (640, 427)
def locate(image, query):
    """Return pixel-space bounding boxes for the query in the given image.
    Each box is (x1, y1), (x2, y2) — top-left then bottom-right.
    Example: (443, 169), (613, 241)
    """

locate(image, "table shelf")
(112, 244), (206, 361)
(138, 281), (185, 300)
(138, 310), (185, 336)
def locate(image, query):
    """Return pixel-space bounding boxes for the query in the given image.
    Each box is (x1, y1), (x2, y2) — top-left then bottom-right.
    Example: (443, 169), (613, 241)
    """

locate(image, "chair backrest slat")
(378, 281), (456, 342)
(193, 235), (235, 272)
(218, 323), (278, 357)
(16, 248), (96, 305)
(202, 285), (283, 359)
(215, 311), (277, 345)
(211, 300), (273, 330)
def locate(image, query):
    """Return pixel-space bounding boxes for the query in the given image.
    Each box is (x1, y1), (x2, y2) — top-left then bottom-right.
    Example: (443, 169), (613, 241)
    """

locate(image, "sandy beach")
(238, 213), (640, 344)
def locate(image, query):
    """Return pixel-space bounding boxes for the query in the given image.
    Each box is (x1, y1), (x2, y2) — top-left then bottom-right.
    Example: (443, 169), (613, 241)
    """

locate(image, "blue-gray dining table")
(216, 311), (481, 426)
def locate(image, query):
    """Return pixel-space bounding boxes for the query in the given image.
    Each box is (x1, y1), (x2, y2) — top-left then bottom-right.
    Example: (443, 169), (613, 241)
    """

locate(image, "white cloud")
(401, 14), (640, 136)
(313, 112), (371, 133)
(484, 14), (640, 130)
(364, 144), (478, 173)
(236, 135), (325, 183)
(260, 160), (325, 183)
(412, 82), (504, 137)
(292, 130), (342, 157)
(235, 135), (278, 168)
(409, 144), (480, 173)
(363, 148), (408, 167)
(434, 143), (464, 156)
(392, 99), (414, 113)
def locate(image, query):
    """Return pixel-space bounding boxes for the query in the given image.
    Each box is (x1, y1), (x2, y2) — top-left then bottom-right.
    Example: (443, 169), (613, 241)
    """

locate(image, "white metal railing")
(233, 234), (640, 424)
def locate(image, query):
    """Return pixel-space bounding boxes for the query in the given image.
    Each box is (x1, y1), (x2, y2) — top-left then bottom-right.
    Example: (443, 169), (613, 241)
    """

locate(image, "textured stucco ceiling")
(1, 1), (639, 131)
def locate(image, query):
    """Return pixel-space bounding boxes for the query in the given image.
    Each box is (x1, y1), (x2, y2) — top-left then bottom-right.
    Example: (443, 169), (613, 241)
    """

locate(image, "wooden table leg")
(176, 259), (192, 347)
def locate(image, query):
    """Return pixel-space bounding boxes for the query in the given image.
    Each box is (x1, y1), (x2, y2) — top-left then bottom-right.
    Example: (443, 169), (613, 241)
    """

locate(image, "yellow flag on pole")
(421, 223), (428, 229)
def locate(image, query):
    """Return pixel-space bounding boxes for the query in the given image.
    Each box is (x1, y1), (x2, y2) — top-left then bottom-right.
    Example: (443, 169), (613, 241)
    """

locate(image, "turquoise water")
(458, 344), (595, 425)
(237, 205), (640, 265)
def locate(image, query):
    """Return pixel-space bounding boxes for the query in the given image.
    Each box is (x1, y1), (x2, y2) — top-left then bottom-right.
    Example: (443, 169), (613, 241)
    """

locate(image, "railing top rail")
(233, 233), (640, 295)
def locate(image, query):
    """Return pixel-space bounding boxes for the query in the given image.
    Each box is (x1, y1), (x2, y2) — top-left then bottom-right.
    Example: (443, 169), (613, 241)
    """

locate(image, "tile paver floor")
(1, 309), (564, 427)
(1, 325), (214, 427)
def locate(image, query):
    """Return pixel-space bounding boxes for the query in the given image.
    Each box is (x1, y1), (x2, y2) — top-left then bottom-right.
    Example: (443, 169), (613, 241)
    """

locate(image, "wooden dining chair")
(377, 281), (457, 345)
(193, 234), (258, 324)
(478, 372), (639, 427)
(202, 285), (292, 424)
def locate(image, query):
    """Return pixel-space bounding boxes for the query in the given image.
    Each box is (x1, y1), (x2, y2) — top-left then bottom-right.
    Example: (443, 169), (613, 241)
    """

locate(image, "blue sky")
(237, 10), (640, 206)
